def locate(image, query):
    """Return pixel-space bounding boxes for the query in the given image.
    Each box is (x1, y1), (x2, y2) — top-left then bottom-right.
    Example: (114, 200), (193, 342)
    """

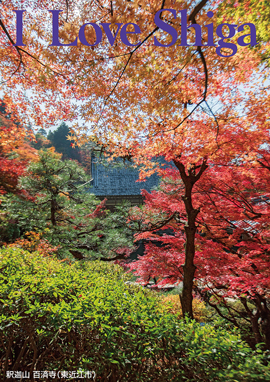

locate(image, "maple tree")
(217, 0), (270, 61)
(0, 0), (266, 129)
(1, 0), (270, 320)
(127, 159), (270, 348)
(0, 105), (38, 196)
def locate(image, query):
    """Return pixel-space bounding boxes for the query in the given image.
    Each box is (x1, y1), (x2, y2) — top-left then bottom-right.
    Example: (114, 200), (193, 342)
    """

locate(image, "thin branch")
(0, 19), (23, 75)
(0, 19), (65, 78)
(96, 0), (166, 123)
(137, 212), (177, 233)
(188, 0), (209, 23)
(167, 2), (209, 132)
(65, 0), (69, 21)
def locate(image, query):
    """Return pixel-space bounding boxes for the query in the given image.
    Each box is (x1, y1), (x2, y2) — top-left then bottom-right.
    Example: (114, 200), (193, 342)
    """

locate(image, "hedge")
(0, 248), (269, 381)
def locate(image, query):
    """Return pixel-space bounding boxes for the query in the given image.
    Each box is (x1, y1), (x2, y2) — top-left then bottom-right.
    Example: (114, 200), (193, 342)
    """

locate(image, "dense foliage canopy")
(1, 0), (270, 361)
(1, 247), (269, 381)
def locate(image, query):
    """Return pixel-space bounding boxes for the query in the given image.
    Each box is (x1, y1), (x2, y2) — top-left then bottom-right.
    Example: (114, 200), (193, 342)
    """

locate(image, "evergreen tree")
(3, 150), (133, 260)
(47, 123), (82, 162)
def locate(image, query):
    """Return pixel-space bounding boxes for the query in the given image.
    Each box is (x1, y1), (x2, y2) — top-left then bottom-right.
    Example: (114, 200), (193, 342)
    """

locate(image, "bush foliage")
(0, 248), (269, 381)
(162, 294), (212, 323)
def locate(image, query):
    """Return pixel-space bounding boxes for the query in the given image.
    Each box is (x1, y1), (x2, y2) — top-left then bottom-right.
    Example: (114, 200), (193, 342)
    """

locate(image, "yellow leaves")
(162, 295), (209, 322)
(59, 192), (69, 199)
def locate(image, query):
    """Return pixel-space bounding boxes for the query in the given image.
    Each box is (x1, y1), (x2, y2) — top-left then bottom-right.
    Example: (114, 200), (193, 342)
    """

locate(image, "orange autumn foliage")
(0, 111), (38, 195)
(1, 0), (270, 321)
(7, 231), (59, 257)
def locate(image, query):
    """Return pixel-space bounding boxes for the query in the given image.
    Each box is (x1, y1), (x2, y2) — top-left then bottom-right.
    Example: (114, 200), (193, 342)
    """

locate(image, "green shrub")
(0, 247), (269, 381)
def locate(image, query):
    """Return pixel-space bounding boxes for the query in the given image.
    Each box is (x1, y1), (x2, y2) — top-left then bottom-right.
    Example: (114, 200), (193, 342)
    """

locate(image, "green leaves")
(0, 247), (269, 381)
(3, 150), (133, 260)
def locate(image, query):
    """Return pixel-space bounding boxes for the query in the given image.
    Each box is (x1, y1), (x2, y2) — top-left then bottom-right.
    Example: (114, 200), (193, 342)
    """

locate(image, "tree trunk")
(257, 296), (270, 350)
(180, 217), (198, 319)
(173, 159), (208, 319)
(51, 198), (57, 226)
(262, 311), (270, 350)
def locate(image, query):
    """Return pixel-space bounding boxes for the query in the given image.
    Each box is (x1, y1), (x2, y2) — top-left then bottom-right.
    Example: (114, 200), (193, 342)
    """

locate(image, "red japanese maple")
(0, 110), (38, 195)
(128, 161), (270, 348)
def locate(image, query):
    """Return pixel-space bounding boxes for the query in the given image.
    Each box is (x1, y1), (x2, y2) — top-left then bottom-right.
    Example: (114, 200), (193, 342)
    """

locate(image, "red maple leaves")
(128, 162), (270, 300)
